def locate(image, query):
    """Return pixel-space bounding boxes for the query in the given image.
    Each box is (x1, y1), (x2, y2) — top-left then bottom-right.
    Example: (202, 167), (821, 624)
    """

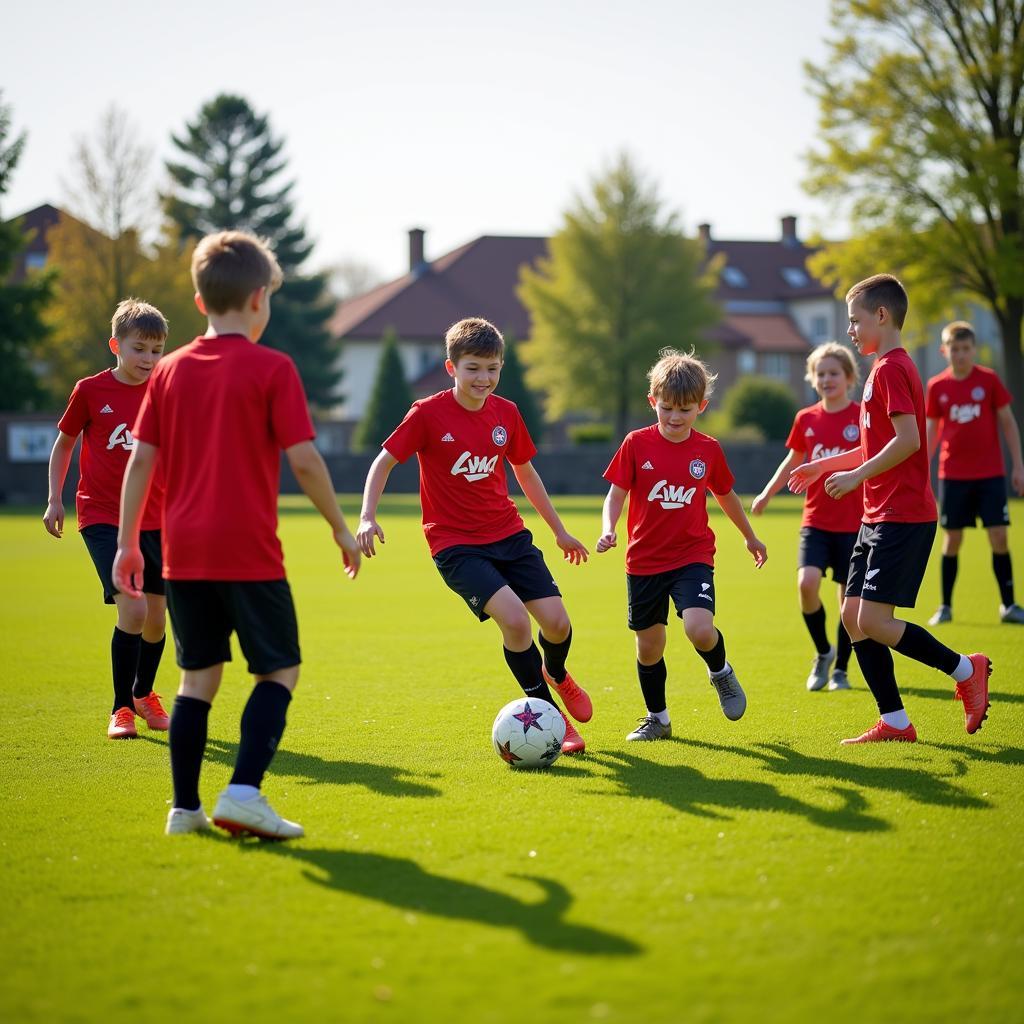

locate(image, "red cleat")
(560, 712), (586, 754)
(107, 706), (138, 740)
(840, 719), (917, 745)
(133, 691), (170, 731)
(543, 666), (593, 723)
(955, 653), (992, 734)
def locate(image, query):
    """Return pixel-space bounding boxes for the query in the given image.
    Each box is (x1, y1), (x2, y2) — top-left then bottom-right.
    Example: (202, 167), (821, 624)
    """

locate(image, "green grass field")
(2, 495), (1022, 1024)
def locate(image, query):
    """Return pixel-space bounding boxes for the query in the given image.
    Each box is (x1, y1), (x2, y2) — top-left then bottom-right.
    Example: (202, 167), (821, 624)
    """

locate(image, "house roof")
(707, 239), (831, 302)
(717, 314), (810, 353)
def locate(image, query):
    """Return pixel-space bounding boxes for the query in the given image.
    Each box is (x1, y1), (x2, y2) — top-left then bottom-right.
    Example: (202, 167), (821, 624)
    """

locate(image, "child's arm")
(824, 413), (920, 500)
(357, 449), (399, 557)
(714, 490), (767, 567)
(751, 449), (804, 515)
(788, 447), (862, 494)
(996, 404), (1024, 495)
(286, 440), (360, 579)
(926, 416), (941, 461)
(511, 461), (589, 564)
(596, 484), (627, 552)
(113, 441), (158, 598)
(43, 431), (77, 538)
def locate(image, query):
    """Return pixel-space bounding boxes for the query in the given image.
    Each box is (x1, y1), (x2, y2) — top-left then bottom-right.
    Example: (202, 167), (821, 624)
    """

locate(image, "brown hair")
(805, 341), (860, 388)
(191, 230), (283, 314)
(445, 317), (504, 363)
(941, 320), (975, 346)
(845, 273), (908, 329)
(648, 347), (716, 405)
(111, 298), (168, 342)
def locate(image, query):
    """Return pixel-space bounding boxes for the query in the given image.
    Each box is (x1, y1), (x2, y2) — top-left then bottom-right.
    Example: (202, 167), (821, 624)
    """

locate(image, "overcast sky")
(4, 0), (836, 284)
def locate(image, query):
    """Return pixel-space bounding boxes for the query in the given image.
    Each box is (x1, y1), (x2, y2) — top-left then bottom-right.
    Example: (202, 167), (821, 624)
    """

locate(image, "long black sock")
(538, 628), (572, 684)
(170, 695), (211, 811)
(503, 644), (555, 705)
(231, 681), (292, 789)
(695, 629), (726, 674)
(802, 606), (831, 654)
(993, 552), (1015, 607)
(133, 635), (166, 699)
(893, 622), (960, 674)
(637, 659), (667, 714)
(835, 621), (853, 672)
(941, 555), (958, 607)
(111, 627), (141, 713)
(851, 638), (903, 714)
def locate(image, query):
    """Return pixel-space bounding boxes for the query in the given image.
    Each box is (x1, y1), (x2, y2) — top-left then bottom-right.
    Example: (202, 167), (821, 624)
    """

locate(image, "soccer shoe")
(166, 806), (212, 835)
(709, 666), (746, 721)
(840, 719), (917, 744)
(999, 603), (1024, 624)
(212, 792), (304, 840)
(133, 691), (170, 731)
(806, 646), (836, 692)
(928, 605), (952, 625)
(559, 712), (586, 754)
(626, 715), (672, 741)
(827, 669), (851, 691)
(954, 653), (992, 734)
(107, 706), (137, 740)
(542, 666), (593, 723)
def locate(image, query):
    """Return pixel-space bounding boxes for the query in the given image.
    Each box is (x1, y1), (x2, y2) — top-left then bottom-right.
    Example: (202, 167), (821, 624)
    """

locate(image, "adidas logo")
(641, 460), (654, 470)
(100, 404), (114, 414)
(441, 433), (455, 442)
(804, 427), (814, 436)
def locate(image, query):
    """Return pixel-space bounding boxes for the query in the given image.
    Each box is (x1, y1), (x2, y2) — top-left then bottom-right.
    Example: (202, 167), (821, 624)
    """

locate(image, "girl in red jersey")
(752, 342), (862, 692)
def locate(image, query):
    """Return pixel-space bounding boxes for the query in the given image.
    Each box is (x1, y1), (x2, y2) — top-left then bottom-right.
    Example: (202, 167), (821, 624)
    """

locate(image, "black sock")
(503, 644), (555, 705)
(941, 555), (958, 607)
(637, 659), (667, 714)
(835, 621), (853, 672)
(538, 628), (572, 684)
(802, 606), (831, 654)
(851, 638), (903, 714)
(170, 695), (211, 811)
(231, 681), (292, 789)
(111, 627), (141, 713)
(893, 622), (960, 674)
(695, 629), (726, 675)
(993, 552), (1015, 607)
(133, 635), (166, 699)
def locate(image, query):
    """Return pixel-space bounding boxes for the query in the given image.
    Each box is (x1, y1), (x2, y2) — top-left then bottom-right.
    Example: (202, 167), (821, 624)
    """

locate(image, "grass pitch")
(2, 495), (1022, 1024)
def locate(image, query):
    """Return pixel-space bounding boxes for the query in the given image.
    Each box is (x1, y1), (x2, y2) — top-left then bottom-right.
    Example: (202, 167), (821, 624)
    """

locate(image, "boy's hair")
(648, 347), (716, 404)
(191, 230), (284, 314)
(845, 273), (908, 329)
(445, 317), (504, 363)
(805, 341), (860, 387)
(111, 298), (168, 342)
(941, 320), (975, 346)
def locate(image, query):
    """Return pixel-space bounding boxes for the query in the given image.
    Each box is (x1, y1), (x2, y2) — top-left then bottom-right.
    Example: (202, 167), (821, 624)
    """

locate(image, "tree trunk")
(997, 299), (1024, 423)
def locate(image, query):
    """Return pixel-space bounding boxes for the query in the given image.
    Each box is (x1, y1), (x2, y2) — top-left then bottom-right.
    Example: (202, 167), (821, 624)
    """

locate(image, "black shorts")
(940, 476), (1010, 530)
(627, 564), (715, 631)
(432, 530), (561, 621)
(845, 521), (936, 608)
(798, 526), (858, 585)
(165, 579), (300, 675)
(81, 524), (164, 604)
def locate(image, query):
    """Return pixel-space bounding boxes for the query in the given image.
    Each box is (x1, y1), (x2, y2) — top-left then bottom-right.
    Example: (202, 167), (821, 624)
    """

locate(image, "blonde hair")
(647, 347), (716, 405)
(846, 273), (908, 330)
(445, 317), (504, 363)
(111, 298), (167, 342)
(941, 320), (975, 346)
(191, 230), (283, 314)
(805, 341), (860, 389)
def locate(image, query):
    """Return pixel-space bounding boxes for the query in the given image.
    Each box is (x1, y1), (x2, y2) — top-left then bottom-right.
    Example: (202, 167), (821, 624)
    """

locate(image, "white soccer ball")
(492, 697), (566, 769)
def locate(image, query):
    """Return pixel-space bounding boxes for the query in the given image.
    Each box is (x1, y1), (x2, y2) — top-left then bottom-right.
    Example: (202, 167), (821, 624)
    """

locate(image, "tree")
(723, 377), (798, 441)
(496, 336), (543, 442)
(805, 0), (1024, 410)
(353, 331), (414, 452)
(518, 153), (721, 439)
(165, 94), (340, 406)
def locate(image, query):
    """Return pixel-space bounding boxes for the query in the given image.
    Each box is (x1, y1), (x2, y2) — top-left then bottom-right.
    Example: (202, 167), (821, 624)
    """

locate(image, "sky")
(4, 0), (837, 286)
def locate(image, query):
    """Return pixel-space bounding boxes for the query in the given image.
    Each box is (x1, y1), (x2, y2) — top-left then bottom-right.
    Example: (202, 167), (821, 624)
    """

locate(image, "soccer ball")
(491, 697), (566, 769)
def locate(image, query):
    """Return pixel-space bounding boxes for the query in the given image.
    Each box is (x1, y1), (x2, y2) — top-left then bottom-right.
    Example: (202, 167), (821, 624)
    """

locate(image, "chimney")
(698, 223), (712, 244)
(781, 215), (798, 245)
(408, 227), (425, 272)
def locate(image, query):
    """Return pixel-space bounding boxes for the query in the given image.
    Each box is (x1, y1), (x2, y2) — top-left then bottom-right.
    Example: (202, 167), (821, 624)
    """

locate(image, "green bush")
(723, 376), (798, 441)
(568, 422), (614, 445)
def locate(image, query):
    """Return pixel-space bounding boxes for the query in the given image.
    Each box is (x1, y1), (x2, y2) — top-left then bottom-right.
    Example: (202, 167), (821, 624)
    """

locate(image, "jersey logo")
(492, 426), (508, 446)
(863, 380), (874, 402)
(689, 459), (706, 480)
(971, 386), (985, 401)
(950, 403), (981, 425)
(938, 393), (949, 404)
(441, 433), (455, 442)
(843, 423), (860, 442)
(811, 443), (844, 461)
(100, 404), (114, 414)
(451, 451), (498, 482)
(804, 427), (815, 436)
(647, 480), (697, 509)
(641, 460), (654, 470)
(107, 423), (135, 451)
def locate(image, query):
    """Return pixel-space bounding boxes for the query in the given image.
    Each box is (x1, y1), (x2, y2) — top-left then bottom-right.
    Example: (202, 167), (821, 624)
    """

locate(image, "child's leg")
(682, 608), (725, 671)
(170, 665), (222, 811)
(635, 624), (668, 719)
(798, 566), (831, 654)
(527, 596), (572, 682)
(111, 592), (146, 713)
(987, 525), (1016, 610)
(940, 528), (962, 609)
(133, 594), (167, 700)
(843, 596), (908, 725)
(834, 582), (852, 673)
(485, 587), (555, 705)
(229, 666), (298, 794)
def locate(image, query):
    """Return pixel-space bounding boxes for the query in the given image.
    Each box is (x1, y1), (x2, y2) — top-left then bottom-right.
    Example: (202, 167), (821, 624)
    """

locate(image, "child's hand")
(824, 470), (859, 500)
(334, 527), (362, 579)
(42, 500), (64, 538)
(113, 545), (144, 598)
(747, 536), (767, 568)
(750, 493), (770, 516)
(356, 516), (385, 557)
(1012, 465), (1024, 496)
(556, 530), (589, 565)
(596, 531), (617, 553)
(787, 462), (823, 495)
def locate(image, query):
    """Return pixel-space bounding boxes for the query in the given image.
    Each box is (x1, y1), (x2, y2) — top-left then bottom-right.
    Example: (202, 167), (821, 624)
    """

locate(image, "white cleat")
(166, 806), (213, 835)
(212, 792), (304, 840)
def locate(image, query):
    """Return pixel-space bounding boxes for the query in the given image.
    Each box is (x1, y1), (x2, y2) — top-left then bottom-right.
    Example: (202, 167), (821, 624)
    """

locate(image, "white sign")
(8, 424), (57, 463)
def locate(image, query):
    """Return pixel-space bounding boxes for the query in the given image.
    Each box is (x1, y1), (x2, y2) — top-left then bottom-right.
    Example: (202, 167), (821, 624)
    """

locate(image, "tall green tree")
(496, 336), (543, 442)
(518, 153), (721, 439)
(353, 331), (414, 452)
(805, 0), (1024, 409)
(164, 94), (340, 406)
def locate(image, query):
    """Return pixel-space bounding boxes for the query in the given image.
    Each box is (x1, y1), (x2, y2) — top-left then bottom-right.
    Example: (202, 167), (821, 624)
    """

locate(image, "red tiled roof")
(707, 239), (831, 301)
(720, 314), (810, 353)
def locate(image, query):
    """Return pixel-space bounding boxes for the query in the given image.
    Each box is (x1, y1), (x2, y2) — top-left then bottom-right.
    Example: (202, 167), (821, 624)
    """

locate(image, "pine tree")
(496, 336), (543, 442)
(353, 331), (414, 452)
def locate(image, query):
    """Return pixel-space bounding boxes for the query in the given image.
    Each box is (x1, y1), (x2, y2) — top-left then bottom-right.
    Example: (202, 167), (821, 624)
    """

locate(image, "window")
(762, 353), (789, 380)
(811, 315), (829, 340)
(721, 265), (748, 288)
(781, 267), (810, 288)
(25, 252), (46, 271)
(737, 350), (756, 375)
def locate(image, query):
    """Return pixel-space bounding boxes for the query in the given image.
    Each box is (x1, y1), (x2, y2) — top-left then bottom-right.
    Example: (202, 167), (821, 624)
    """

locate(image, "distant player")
(924, 320), (1024, 625)
(43, 299), (170, 740)
(790, 274), (991, 744)
(752, 342), (862, 692)
(596, 349), (767, 741)
(357, 317), (592, 752)
(114, 230), (361, 838)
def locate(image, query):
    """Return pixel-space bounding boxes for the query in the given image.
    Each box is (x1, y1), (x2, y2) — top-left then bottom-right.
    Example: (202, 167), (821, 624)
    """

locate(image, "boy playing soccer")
(114, 230), (361, 838)
(752, 342), (862, 692)
(596, 349), (767, 741)
(43, 299), (170, 740)
(790, 275), (991, 744)
(924, 320), (1024, 625)
(356, 317), (592, 752)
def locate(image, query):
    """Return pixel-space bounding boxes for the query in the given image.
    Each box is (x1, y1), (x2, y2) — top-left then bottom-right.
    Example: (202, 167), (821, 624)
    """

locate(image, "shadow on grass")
(246, 843), (642, 957)
(587, 749), (888, 832)
(925, 741), (1024, 767)
(899, 684), (1024, 706)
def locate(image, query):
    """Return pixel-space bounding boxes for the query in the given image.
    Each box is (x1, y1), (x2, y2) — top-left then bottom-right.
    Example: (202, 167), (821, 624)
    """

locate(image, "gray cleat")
(710, 666), (746, 721)
(827, 669), (851, 691)
(1000, 603), (1024, 624)
(928, 605), (952, 625)
(806, 646), (836, 691)
(626, 715), (672, 741)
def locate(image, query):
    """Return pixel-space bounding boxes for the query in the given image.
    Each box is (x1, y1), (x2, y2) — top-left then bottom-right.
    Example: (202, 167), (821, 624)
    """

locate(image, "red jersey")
(603, 426), (735, 575)
(784, 402), (863, 532)
(926, 365), (1011, 480)
(383, 390), (536, 556)
(57, 369), (164, 532)
(133, 334), (314, 580)
(860, 348), (936, 524)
